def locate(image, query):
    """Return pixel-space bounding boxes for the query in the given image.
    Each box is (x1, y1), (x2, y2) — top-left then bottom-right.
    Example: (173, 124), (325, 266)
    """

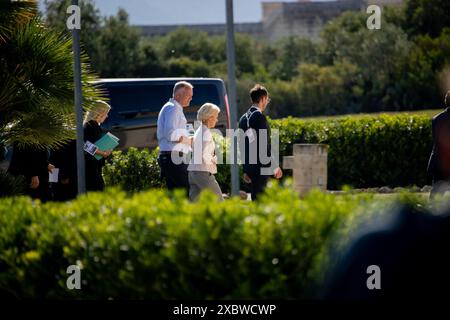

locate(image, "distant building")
(137, 0), (404, 41)
(139, 22), (263, 38)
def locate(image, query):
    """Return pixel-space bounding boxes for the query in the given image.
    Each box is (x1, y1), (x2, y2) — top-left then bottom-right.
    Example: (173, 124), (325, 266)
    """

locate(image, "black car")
(95, 78), (231, 149)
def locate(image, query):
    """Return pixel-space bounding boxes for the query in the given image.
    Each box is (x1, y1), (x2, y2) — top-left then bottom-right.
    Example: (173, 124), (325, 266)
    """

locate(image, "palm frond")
(0, 0), (37, 43)
(2, 103), (76, 149)
(1, 16), (107, 148)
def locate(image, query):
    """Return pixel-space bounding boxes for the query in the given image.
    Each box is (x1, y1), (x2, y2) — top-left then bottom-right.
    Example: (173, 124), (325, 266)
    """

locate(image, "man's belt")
(159, 151), (187, 157)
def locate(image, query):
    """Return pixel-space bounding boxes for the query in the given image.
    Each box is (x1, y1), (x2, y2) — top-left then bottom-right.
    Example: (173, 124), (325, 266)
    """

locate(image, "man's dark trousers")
(158, 151), (189, 194)
(246, 166), (269, 201)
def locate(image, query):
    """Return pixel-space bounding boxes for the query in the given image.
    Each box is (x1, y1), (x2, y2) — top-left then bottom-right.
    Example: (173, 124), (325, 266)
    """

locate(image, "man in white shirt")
(157, 81), (193, 193)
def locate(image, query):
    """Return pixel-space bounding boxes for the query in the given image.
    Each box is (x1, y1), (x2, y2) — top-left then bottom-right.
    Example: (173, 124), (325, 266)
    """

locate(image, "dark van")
(94, 78), (230, 149)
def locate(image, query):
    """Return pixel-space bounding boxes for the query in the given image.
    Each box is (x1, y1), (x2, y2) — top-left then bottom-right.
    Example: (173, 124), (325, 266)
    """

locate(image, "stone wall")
(283, 144), (328, 195)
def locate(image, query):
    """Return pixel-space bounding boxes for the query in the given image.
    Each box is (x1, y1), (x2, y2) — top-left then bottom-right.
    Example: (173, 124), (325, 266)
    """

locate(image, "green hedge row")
(271, 114), (432, 189)
(103, 143), (246, 194)
(0, 183), (420, 299)
(103, 113), (433, 192)
(103, 147), (162, 193)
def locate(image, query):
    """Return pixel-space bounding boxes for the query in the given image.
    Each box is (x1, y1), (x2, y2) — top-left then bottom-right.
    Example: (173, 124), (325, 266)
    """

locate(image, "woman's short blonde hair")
(84, 100), (111, 123)
(197, 103), (220, 122)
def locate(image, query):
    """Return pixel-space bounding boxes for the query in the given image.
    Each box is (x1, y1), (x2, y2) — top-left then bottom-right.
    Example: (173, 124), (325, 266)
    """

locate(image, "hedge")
(103, 147), (162, 193)
(0, 183), (421, 299)
(103, 141), (247, 195)
(103, 113), (433, 193)
(271, 114), (432, 189)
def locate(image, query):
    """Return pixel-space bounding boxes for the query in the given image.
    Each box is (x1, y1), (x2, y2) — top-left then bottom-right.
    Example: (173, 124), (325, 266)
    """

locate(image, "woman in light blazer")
(188, 103), (223, 201)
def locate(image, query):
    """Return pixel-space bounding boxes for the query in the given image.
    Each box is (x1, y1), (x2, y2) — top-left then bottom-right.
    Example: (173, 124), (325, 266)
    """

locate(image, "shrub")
(213, 134), (248, 194)
(103, 139), (248, 194)
(104, 113), (432, 192)
(103, 147), (162, 192)
(271, 113), (432, 189)
(0, 183), (423, 299)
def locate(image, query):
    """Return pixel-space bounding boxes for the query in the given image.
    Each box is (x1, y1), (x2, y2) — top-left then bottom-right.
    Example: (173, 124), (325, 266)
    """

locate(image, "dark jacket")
(238, 106), (272, 175)
(50, 139), (77, 182)
(427, 108), (450, 180)
(84, 120), (106, 191)
(49, 139), (78, 201)
(7, 143), (50, 201)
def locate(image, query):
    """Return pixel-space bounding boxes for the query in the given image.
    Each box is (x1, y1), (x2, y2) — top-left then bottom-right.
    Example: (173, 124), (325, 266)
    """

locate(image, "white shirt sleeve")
(165, 107), (188, 142)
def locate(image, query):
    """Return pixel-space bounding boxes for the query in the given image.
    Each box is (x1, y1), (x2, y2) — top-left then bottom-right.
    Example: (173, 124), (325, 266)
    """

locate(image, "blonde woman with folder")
(187, 103), (223, 201)
(83, 100), (113, 191)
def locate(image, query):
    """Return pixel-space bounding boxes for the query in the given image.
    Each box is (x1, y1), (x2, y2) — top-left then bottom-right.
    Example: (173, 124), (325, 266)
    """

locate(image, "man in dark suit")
(49, 139), (78, 201)
(7, 143), (53, 202)
(428, 90), (450, 199)
(238, 84), (282, 201)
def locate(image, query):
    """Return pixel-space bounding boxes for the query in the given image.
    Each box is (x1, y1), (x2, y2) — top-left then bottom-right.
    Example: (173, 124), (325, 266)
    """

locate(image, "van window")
(103, 83), (221, 121)
(105, 84), (172, 120)
(189, 84), (220, 108)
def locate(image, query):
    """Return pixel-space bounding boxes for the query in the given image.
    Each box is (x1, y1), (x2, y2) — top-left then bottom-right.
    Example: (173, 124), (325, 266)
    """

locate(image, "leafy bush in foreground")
(0, 183), (424, 299)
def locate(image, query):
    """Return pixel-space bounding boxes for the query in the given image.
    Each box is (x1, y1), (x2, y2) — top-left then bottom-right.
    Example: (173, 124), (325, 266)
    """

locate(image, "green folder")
(94, 132), (120, 160)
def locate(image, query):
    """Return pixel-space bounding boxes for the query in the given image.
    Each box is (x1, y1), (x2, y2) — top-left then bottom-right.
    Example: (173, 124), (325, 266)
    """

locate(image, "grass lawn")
(301, 109), (442, 121)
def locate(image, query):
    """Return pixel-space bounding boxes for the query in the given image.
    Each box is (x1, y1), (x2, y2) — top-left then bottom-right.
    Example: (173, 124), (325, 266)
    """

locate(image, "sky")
(39, 0), (329, 26)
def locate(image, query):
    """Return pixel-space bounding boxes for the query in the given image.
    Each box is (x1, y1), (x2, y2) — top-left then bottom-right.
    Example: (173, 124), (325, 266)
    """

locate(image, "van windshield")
(102, 83), (221, 121)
